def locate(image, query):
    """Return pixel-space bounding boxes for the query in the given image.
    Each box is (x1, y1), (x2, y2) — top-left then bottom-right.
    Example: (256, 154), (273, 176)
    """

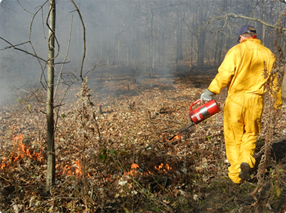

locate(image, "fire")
(162, 133), (182, 142)
(124, 163), (140, 176)
(61, 161), (82, 177)
(12, 134), (43, 162)
(59, 161), (173, 186)
(0, 133), (43, 170)
(131, 163), (139, 169)
(13, 133), (24, 142)
(155, 163), (172, 174)
(60, 161), (114, 182)
(88, 173), (94, 180)
(62, 164), (72, 176)
(102, 174), (113, 182)
(0, 158), (6, 169)
(60, 160), (102, 179)
(74, 161), (82, 176)
(124, 163), (172, 176)
(59, 161), (172, 181)
(171, 135), (181, 141)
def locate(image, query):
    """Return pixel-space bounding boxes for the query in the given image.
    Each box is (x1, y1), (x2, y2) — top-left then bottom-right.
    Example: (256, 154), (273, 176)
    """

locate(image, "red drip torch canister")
(189, 99), (220, 124)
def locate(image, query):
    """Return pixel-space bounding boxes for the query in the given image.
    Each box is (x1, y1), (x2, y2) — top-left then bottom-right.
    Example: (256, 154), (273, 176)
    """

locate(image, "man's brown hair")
(241, 26), (257, 37)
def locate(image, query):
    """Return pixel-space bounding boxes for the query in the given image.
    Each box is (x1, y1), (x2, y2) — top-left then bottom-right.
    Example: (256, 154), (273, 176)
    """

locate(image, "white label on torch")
(199, 106), (210, 119)
(194, 114), (201, 121)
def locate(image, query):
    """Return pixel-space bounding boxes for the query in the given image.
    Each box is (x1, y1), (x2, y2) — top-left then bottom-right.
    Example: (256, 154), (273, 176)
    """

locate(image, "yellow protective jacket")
(208, 38), (282, 108)
(207, 38), (282, 183)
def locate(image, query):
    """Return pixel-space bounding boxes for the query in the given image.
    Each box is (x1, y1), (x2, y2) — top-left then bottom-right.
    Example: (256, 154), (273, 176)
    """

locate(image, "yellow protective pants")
(224, 93), (264, 183)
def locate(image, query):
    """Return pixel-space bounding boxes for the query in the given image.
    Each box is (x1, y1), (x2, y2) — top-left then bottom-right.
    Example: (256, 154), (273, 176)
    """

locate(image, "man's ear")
(239, 35), (245, 43)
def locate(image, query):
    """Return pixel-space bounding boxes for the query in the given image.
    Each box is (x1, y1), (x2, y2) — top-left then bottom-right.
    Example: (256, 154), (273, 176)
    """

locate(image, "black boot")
(239, 162), (250, 180)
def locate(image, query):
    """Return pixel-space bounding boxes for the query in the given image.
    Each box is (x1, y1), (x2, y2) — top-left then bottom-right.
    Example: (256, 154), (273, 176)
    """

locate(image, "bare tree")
(0, 0), (86, 192)
(45, 0), (56, 192)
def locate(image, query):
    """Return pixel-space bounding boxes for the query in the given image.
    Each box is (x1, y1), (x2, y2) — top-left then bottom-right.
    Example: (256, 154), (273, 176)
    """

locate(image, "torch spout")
(168, 123), (195, 141)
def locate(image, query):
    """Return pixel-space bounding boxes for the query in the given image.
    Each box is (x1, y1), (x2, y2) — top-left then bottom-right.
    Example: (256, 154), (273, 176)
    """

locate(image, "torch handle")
(190, 99), (201, 113)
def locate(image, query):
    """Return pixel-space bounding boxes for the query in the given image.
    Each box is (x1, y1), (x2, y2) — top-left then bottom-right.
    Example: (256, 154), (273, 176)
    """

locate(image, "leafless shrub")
(250, 12), (286, 210)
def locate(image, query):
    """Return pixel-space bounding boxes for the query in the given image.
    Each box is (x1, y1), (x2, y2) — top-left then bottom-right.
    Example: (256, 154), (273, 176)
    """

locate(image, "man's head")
(237, 25), (257, 43)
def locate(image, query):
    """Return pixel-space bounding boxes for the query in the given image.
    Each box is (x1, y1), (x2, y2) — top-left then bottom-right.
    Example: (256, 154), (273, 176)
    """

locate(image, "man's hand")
(200, 89), (215, 101)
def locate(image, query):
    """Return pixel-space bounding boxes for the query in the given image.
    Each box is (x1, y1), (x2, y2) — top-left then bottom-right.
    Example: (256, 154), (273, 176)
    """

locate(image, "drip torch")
(168, 98), (220, 140)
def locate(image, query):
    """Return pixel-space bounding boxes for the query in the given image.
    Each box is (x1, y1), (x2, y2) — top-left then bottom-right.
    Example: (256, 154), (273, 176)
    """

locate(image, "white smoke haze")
(0, 0), (285, 105)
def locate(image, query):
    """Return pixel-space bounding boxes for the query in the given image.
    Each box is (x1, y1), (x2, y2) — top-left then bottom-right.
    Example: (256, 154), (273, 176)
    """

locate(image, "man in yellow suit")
(200, 25), (282, 184)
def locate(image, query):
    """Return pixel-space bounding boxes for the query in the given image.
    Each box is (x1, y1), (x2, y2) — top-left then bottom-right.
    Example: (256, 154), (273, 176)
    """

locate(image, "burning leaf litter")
(1, 132), (43, 171)
(0, 73), (286, 212)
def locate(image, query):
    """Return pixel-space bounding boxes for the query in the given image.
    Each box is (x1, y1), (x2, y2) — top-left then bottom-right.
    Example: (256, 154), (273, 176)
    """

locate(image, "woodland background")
(0, 0), (286, 212)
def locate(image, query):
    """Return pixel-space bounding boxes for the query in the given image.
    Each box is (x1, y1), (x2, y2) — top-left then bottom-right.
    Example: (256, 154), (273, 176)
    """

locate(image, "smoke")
(0, 0), (285, 105)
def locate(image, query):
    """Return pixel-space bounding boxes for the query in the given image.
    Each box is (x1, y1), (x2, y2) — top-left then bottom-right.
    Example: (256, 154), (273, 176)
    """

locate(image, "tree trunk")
(195, 0), (207, 68)
(151, 7), (155, 70)
(214, 32), (220, 66)
(46, 0), (56, 192)
(215, 0), (228, 66)
(106, 0), (110, 65)
(176, 9), (183, 67)
(197, 31), (206, 67)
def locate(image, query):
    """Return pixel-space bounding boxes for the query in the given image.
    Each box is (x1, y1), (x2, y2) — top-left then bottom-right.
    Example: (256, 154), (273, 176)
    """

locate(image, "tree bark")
(176, 9), (183, 66)
(106, 0), (110, 66)
(195, 0), (207, 67)
(46, 0), (56, 192)
(197, 31), (206, 67)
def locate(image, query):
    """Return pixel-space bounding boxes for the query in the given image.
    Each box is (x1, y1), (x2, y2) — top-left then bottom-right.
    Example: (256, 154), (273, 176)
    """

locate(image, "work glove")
(200, 89), (215, 102)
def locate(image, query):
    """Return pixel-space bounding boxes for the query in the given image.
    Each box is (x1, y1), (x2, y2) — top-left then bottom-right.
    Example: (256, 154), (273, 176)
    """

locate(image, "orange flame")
(13, 136), (43, 162)
(170, 134), (181, 141)
(61, 160), (85, 178)
(131, 163), (139, 169)
(0, 133), (43, 170)
(155, 163), (172, 174)
(0, 158), (6, 170)
(60, 162), (172, 180)
(74, 161), (82, 176)
(102, 174), (113, 182)
(124, 163), (172, 177)
(124, 163), (140, 176)
(87, 173), (94, 180)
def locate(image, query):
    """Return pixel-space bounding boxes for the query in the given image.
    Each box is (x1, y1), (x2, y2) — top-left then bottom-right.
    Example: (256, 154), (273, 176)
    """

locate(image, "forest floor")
(0, 64), (286, 213)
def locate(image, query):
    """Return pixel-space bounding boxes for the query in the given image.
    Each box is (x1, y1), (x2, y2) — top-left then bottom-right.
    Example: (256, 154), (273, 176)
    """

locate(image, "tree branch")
(69, 0), (86, 81)
(0, 37), (47, 62)
(204, 12), (286, 31)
